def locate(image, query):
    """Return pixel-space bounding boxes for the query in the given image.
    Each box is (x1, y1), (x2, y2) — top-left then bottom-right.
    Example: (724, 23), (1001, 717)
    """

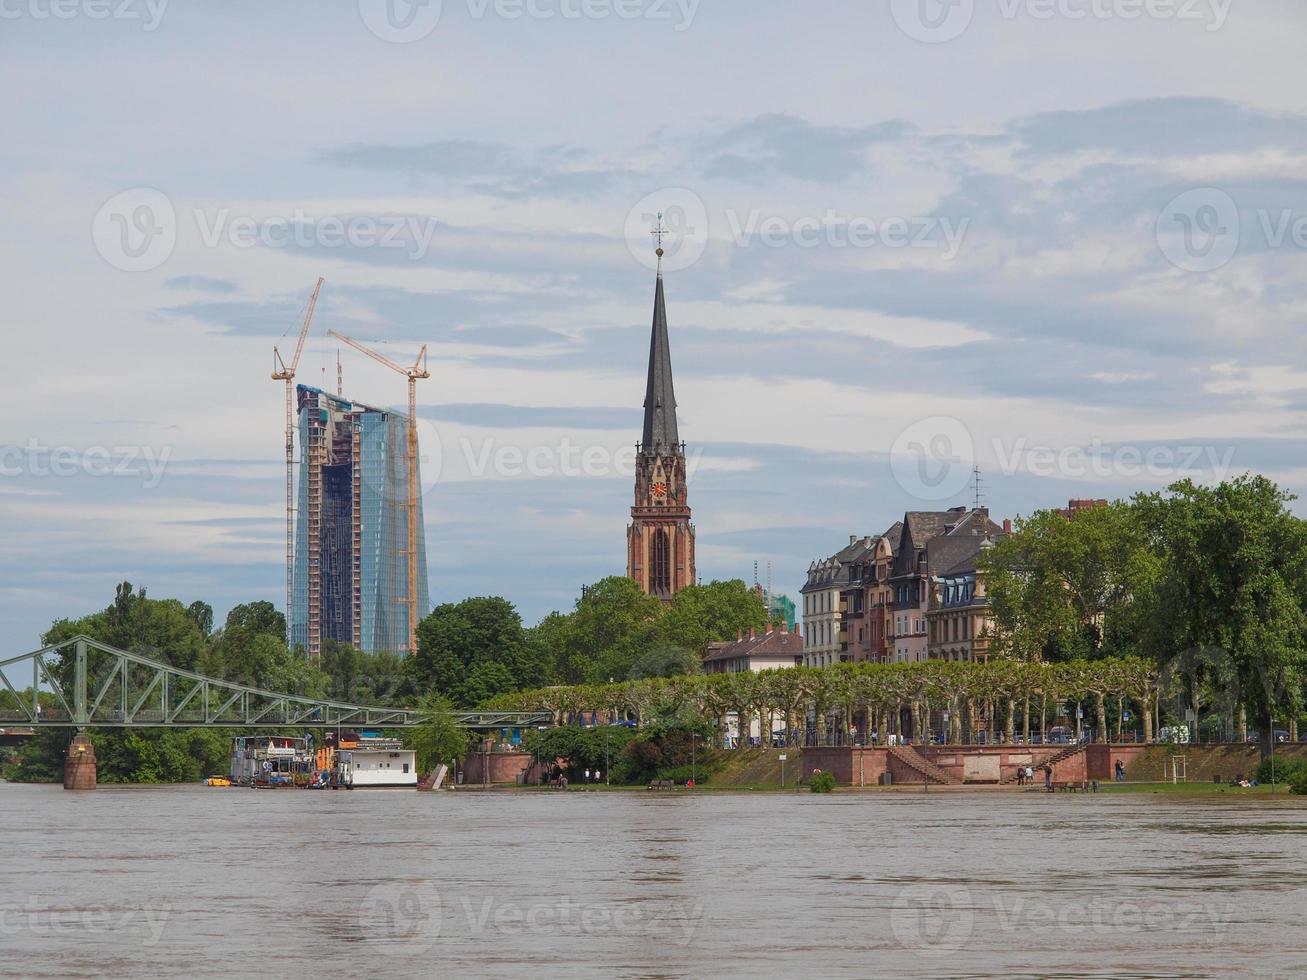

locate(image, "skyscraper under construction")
(290, 385), (428, 657)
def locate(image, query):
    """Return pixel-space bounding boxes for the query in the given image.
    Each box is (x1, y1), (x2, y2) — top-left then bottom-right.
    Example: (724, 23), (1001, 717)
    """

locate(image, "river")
(1, 783), (1304, 978)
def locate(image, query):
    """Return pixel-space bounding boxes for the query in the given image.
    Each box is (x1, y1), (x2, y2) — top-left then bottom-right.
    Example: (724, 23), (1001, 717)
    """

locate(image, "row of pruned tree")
(484, 657), (1161, 748)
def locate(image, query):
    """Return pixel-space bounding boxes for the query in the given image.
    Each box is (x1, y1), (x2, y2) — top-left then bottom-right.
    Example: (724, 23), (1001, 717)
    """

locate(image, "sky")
(3, 0), (1307, 651)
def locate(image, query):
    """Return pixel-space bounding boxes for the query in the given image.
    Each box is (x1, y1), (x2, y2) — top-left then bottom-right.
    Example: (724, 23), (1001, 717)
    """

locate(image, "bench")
(1051, 780), (1098, 793)
(647, 779), (676, 790)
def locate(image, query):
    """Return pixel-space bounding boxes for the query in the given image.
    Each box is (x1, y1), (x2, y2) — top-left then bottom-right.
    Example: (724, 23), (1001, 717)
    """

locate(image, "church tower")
(627, 228), (695, 600)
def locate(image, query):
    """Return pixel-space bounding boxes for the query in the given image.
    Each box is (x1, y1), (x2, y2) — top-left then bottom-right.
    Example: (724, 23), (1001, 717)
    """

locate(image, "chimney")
(850, 534), (857, 545)
(780, 620), (789, 634)
(748, 627), (756, 640)
(1003, 518), (1012, 533)
(737, 629), (743, 641)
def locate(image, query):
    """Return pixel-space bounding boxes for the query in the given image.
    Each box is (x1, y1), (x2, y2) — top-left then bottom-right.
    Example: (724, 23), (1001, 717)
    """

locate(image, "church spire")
(642, 214), (679, 454)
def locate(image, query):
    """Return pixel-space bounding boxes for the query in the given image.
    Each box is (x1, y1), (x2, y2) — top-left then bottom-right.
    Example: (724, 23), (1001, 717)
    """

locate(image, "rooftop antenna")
(972, 465), (985, 511)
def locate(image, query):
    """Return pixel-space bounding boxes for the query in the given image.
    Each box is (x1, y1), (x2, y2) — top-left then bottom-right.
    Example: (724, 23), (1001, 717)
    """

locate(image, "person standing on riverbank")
(1044, 765), (1053, 792)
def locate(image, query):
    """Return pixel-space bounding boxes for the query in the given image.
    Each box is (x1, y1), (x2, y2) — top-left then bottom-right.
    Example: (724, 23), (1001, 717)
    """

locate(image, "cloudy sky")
(3, 0), (1307, 651)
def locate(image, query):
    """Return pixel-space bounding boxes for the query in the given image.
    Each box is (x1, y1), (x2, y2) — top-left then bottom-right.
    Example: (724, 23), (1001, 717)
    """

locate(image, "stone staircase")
(888, 744), (962, 785)
(1000, 743), (1086, 784)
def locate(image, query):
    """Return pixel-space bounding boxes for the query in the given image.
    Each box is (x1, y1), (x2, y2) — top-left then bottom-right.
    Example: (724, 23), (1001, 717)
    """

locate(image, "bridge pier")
(64, 734), (96, 790)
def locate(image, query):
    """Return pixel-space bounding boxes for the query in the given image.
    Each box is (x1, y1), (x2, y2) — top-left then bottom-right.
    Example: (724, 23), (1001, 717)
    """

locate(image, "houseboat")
(333, 736), (417, 788)
(229, 735), (313, 787)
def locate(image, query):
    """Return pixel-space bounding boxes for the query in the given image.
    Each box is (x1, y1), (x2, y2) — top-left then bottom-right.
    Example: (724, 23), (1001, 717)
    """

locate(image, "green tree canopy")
(983, 501), (1159, 662)
(655, 579), (769, 657)
(408, 596), (550, 706)
(1134, 475), (1307, 736)
(409, 692), (472, 772)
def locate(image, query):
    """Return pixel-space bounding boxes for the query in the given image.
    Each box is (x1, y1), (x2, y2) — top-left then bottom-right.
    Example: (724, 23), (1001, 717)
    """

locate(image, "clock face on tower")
(652, 482), (668, 498)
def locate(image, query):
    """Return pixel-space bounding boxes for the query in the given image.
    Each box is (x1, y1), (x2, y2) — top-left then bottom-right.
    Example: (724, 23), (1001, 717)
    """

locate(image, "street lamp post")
(1270, 715), (1277, 798)
(536, 726), (547, 787)
(605, 730), (611, 787)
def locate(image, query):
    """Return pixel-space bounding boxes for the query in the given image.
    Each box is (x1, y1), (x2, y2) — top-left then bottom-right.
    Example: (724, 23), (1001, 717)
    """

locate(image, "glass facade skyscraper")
(290, 385), (429, 657)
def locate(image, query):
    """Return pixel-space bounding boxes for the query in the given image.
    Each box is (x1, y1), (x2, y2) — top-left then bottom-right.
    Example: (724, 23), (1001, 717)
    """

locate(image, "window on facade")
(651, 529), (671, 594)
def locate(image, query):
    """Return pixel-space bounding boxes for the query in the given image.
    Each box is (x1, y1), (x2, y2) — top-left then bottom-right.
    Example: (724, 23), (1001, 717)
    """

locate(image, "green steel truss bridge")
(0, 636), (551, 732)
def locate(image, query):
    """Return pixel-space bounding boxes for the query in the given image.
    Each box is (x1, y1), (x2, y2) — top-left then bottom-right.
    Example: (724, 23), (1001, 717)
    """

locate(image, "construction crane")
(327, 329), (429, 654)
(271, 277), (325, 645)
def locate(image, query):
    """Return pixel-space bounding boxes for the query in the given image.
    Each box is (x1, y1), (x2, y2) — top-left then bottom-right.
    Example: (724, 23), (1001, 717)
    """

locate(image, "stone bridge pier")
(64, 734), (96, 790)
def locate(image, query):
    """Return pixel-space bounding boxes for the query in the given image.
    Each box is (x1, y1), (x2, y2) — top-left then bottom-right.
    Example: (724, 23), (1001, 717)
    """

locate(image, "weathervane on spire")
(651, 210), (667, 270)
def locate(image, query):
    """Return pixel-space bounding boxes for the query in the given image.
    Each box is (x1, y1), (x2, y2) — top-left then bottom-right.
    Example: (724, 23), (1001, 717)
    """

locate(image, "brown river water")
(1, 782), (1305, 979)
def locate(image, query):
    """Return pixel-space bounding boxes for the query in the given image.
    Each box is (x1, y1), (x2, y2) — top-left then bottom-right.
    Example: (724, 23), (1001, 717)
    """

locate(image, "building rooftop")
(703, 624), (804, 664)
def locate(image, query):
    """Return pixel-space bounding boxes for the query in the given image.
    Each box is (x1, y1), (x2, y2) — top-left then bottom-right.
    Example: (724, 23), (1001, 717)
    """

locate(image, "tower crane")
(327, 329), (429, 654)
(271, 277), (324, 645)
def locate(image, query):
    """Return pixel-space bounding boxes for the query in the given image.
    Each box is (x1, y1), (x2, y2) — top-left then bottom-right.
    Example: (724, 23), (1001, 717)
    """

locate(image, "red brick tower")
(627, 245), (695, 600)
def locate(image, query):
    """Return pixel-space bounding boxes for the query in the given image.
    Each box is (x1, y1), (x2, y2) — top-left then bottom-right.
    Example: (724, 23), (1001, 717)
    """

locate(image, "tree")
(223, 600), (286, 640)
(526, 611), (574, 684)
(408, 596), (550, 706)
(1135, 476), (1307, 749)
(562, 577), (661, 684)
(984, 502), (1160, 662)
(628, 643), (699, 680)
(656, 580), (768, 658)
(186, 601), (214, 637)
(409, 692), (472, 773)
(23, 584), (235, 782)
(320, 640), (406, 705)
